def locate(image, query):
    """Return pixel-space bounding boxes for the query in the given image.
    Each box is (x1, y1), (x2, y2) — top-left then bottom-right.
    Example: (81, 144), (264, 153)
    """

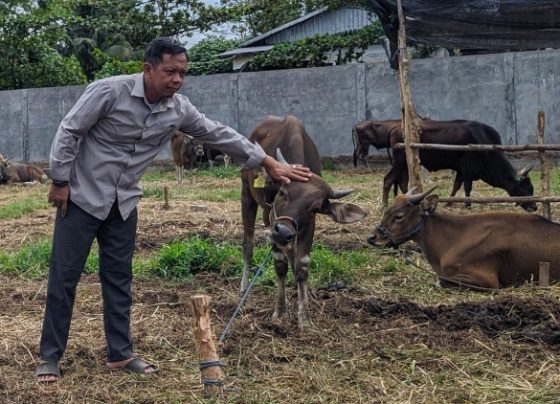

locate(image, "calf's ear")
(323, 202), (367, 224)
(420, 195), (439, 213)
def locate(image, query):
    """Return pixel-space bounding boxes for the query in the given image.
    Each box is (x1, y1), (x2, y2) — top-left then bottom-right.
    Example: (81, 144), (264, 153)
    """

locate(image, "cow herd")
(1, 115), (558, 330)
(239, 115), (559, 329)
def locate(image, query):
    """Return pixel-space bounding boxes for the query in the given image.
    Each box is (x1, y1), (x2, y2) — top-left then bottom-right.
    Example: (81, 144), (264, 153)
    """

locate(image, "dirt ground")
(1, 165), (560, 403)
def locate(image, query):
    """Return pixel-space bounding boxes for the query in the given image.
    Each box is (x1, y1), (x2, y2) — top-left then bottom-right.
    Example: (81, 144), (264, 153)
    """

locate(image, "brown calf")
(241, 115), (367, 329)
(170, 131), (205, 182)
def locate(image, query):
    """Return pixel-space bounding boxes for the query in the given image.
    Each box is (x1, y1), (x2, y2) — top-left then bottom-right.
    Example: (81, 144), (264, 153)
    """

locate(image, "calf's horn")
(276, 148), (288, 164)
(331, 189), (353, 199)
(405, 185), (438, 205)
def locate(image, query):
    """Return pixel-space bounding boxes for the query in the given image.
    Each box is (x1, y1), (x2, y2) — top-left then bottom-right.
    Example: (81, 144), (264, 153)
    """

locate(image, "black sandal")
(35, 361), (61, 383)
(122, 358), (159, 375)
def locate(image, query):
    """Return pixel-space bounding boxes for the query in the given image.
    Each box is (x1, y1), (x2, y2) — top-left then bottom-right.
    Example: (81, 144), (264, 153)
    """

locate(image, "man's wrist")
(52, 180), (69, 186)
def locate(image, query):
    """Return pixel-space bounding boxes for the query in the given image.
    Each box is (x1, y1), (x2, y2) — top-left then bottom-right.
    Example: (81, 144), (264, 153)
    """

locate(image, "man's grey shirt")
(49, 73), (266, 220)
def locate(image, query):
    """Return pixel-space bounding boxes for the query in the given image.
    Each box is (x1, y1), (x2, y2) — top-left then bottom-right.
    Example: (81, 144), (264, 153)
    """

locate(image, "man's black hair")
(144, 37), (187, 66)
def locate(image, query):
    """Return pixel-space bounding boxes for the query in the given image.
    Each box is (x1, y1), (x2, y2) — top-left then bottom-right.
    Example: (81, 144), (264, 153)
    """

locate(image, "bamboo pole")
(189, 294), (225, 398)
(438, 196), (560, 204)
(393, 142), (560, 151)
(539, 262), (550, 287)
(397, 0), (422, 191)
(536, 112), (551, 219)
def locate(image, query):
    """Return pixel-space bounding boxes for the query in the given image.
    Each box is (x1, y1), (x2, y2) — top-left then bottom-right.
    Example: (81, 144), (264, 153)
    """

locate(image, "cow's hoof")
(297, 318), (313, 330)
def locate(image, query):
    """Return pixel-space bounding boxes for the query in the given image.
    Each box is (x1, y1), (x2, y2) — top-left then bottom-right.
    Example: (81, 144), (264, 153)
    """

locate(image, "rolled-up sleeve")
(177, 99), (266, 170)
(49, 81), (113, 182)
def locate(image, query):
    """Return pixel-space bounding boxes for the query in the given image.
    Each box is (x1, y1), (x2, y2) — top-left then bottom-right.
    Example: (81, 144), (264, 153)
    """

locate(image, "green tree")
(220, 0), (369, 37)
(0, 0), (87, 89)
(187, 36), (240, 75)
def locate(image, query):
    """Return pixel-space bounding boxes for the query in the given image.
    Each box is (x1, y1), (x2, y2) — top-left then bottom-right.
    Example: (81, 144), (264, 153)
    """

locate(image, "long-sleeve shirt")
(49, 73), (266, 220)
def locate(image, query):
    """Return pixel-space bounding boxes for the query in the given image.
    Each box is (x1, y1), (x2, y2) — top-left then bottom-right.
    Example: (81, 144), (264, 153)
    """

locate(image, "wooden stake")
(189, 294), (225, 397)
(539, 262), (550, 287)
(536, 112), (551, 220)
(163, 186), (170, 210)
(397, 0), (422, 191)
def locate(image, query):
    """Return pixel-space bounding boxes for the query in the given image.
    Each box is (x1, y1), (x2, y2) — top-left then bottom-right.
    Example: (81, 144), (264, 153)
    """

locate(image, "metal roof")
(219, 45), (274, 57)
(219, 6), (377, 58)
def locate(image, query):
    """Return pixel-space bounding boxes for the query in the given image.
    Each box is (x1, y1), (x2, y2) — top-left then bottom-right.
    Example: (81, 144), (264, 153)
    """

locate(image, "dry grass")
(1, 162), (560, 403)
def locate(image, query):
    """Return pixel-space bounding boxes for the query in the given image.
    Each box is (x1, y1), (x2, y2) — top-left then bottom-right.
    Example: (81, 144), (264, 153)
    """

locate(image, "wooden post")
(190, 294), (225, 397)
(539, 262), (550, 287)
(535, 112), (551, 220)
(397, 0), (422, 191)
(163, 186), (170, 210)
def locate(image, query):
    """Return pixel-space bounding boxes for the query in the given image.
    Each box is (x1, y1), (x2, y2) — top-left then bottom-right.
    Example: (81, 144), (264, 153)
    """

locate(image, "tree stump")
(189, 294), (225, 397)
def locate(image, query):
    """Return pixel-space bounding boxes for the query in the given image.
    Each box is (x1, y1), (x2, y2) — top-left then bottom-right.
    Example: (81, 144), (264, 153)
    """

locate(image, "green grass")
(0, 196), (49, 219)
(142, 236), (373, 288)
(142, 164), (240, 183)
(0, 235), (373, 290)
(0, 239), (99, 278)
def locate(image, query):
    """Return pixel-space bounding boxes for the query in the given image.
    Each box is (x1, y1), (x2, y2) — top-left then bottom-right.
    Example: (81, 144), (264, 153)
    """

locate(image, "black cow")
(382, 120), (536, 211)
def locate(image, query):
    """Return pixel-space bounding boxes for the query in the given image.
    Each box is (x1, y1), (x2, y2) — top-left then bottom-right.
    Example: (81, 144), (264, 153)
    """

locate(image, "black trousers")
(39, 199), (137, 363)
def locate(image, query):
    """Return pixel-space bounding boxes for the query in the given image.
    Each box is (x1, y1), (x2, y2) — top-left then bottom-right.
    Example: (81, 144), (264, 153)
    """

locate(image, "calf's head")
(267, 174), (367, 250)
(368, 187), (438, 248)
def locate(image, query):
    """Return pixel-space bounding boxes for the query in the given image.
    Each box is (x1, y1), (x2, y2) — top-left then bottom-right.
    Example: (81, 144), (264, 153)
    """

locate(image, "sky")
(184, 0), (239, 49)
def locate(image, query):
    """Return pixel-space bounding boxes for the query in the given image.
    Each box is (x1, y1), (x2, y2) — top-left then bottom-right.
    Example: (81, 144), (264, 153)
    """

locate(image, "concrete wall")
(1, 48), (559, 163)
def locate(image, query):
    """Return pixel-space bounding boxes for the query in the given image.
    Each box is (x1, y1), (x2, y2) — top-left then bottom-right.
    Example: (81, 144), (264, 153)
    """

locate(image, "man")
(35, 37), (311, 383)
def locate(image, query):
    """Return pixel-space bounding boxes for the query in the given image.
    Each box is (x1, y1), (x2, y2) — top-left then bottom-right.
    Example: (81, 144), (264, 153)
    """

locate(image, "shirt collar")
(132, 73), (175, 112)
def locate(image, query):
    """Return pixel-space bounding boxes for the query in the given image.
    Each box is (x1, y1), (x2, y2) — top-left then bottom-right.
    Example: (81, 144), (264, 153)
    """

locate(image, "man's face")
(143, 52), (188, 102)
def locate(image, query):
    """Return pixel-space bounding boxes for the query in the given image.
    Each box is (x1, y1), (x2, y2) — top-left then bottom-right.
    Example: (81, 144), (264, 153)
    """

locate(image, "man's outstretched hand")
(261, 156), (312, 184)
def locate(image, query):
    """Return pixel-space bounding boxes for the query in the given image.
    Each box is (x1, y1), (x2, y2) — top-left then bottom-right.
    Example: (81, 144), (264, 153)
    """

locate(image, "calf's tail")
(352, 125), (359, 167)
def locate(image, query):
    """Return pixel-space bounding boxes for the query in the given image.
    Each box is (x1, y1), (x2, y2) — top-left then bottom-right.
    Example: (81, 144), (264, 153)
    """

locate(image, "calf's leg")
(294, 255), (312, 329)
(437, 267), (499, 290)
(271, 248), (289, 323)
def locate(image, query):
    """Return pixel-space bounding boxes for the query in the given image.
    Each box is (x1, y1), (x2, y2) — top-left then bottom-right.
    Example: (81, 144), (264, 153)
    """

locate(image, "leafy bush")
(95, 59), (143, 80)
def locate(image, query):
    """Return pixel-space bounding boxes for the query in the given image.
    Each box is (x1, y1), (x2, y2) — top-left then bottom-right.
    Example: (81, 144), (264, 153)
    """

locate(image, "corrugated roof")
(218, 45), (274, 57)
(237, 6), (330, 48)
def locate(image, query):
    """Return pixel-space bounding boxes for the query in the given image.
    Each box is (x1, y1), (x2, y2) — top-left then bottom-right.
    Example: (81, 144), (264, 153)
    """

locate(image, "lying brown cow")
(0, 155), (47, 184)
(367, 187), (560, 289)
(241, 115), (367, 329)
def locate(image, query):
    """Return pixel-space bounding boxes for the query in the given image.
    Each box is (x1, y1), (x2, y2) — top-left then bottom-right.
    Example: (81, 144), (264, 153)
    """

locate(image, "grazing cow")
(241, 115), (367, 329)
(352, 120), (401, 168)
(367, 187), (560, 289)
(352, 115), (432, 168)
(170, 131), (205, 182)
(0, 155), (47, 184)
(382, 120), (536, 212)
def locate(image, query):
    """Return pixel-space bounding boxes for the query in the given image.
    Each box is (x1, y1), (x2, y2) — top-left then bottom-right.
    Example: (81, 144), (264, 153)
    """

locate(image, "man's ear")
(421, 195), (439, 213)
(143, 62), (153, 78)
